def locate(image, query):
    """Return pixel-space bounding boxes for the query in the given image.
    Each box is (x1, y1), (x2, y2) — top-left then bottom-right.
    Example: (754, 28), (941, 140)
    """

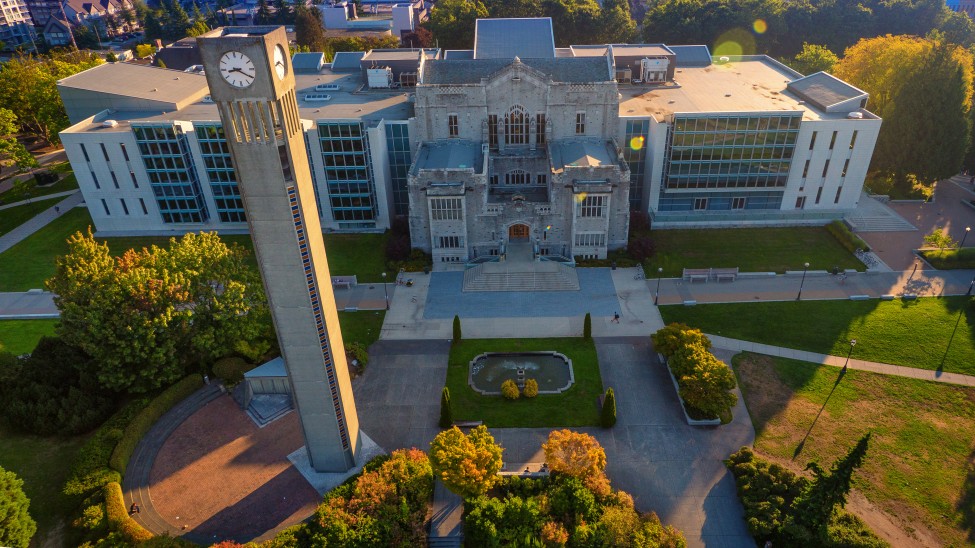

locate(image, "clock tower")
(197, 27), (361, 472)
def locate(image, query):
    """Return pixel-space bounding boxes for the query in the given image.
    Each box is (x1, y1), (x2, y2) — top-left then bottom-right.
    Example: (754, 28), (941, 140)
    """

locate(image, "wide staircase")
(843, 191), (918, 232)
(462, 241), (580, 292)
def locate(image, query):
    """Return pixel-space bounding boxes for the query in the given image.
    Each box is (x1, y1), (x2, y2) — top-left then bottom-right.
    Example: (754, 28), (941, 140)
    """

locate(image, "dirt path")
(845, 491), (941, 548)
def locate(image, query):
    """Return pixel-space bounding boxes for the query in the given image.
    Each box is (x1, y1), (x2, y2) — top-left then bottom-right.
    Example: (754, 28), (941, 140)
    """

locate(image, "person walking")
(612, 312), (620, 323)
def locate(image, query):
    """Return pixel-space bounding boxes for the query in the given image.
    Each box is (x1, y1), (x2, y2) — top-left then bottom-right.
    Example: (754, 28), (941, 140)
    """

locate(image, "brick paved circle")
(148, 396), (320, 544)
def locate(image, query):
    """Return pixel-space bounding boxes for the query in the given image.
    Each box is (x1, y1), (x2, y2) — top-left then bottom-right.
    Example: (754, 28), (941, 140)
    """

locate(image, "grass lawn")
(645, 227), (864, 277)
(920, 248), (975, 269)
(0, 425), (86, 546)
(0, 200), (57, 237)
(0, 319), (57, 355)
(0, 206), (389, 290)
(446, 338), (604, 427)
(660, 297), (975, 375)
(338, 310), (385, 348)
(733, 352), (975, 546)
(0, 171), (79, 204)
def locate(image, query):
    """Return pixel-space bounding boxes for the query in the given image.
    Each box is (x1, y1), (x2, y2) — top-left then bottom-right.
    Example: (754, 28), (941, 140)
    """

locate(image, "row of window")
(673, 115), (801, 134)
(578, 195), (606, 218)
(801, 158), (851, 179)
(431, 197), (463, 221)
(488, 171), (548, 186)
(574, 233), (606, 247)
(288, 185), (351, 451)
(437, 235), (464, 248)
(809, 130), (858, 151)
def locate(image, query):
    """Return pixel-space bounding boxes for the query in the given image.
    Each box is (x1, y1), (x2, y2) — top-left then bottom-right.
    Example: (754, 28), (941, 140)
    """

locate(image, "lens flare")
(752, 19), (767, 34)
(713, 29), (756, 59)
(629, 136), (645, 150)
(575, 192), (588, 203)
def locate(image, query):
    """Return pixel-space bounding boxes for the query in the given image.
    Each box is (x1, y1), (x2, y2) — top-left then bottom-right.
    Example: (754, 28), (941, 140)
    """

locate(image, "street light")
(842, 338), (857, 372)
(962, 226), (972, 248)
(654, 267), (663, 305)
(381, 271), (389, 310)
(967, 274), (975, 296)
(796, 262), (810, 301)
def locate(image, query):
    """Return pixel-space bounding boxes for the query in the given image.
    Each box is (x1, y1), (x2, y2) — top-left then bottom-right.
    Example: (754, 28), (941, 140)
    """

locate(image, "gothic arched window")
(505, 105), (530, 145)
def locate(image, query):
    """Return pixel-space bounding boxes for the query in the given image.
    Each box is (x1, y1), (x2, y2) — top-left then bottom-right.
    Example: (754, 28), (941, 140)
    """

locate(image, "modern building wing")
(0, 0), (35, 50)
(58, 20), (881, 268)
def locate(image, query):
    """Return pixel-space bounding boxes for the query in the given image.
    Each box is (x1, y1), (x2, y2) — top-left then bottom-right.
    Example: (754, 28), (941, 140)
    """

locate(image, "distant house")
(59, 0), (139, 40)
(41, 14), (73, 46)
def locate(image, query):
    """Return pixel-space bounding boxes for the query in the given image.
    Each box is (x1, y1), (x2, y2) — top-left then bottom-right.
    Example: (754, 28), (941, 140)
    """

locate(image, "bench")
(331, 275), (357, 289)
(711, 267), (739, 282)
(453, 420), (483, 428)
(682, 268), (710, 283)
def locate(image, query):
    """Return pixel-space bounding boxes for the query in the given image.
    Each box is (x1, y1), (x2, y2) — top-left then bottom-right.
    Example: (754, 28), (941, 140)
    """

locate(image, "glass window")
(430, 197), (463, 221)
(448, 114), (458, 138)
(575, 112), (586, 135)
(578, 195), (606, 217)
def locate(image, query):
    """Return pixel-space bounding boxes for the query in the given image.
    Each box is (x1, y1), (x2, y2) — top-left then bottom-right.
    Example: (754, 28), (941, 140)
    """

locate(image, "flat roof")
(787, 72), (867, 110)
(474, 18), (556, 59)
(550, 139), (620, 172)
(57, 62), (209, 103)
(618, 57), (849, 121)
(413, 141), (483, 173)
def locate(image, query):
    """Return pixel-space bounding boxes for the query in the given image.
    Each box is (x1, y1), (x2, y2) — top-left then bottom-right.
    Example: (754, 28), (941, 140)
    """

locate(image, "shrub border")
(110, 374), (204, 475)
(103, 481), (153, 543)
(659, 353), (721, 426)
(826, 220), (871, 253)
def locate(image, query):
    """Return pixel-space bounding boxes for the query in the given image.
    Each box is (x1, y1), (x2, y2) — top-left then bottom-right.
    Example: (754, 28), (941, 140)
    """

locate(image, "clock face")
(274, 44), (287, 80)
(219, 51), (256, 88)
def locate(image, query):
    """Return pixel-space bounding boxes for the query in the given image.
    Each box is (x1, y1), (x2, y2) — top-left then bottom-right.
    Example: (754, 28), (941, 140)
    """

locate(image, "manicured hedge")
(826, 220), (870, 253)
(920, 248), (975, 269)
(103, 481), (153, 543)
(110, 374), (204, 475)
(63, 400), (145, 497)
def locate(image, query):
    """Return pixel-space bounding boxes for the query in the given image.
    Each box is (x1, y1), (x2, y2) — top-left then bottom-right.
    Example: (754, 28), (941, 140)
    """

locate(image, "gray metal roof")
(291, 52), (325, 73)
(57, 62), (209, 103)
(444, 49), (474, 60)
(413, 141), (483, 173)
(474, 18), (556, 59)
(244, 357), (286, 378)
(667, 45), (712, 67)
(787, 72), (867, 111)
(331, 51), (365, 71)
(422, 57), (611, 85)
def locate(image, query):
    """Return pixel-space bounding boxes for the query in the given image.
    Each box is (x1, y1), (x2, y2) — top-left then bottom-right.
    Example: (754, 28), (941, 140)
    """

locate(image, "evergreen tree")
(0, 466), (36, 548)
(601, 388), (617, 428)
(295, 6), (327, 53)
(274, 0), (294, 25)
(163, 0), (191, 40)
(583, 312), (591, 339)
(453, 315), (462, 344)
(255, 0), (273, 25)
(787, 433), (872, 541)
(439, 386), (452, 428)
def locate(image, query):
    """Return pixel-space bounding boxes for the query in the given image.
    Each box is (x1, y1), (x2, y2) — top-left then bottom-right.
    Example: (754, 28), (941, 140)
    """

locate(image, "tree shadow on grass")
(792, 368), (846, 461)
(936, 296), (975, 374)
(956, 449), (975, 542)
(731, 352), (820, 441)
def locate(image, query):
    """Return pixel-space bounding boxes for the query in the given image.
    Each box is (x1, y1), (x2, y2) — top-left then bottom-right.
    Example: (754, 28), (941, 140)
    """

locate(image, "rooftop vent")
(304, 93), (332, 102)
(847, 112), (864, 119)
(315, 83), (340, 91)
(202, 95), (214, 103)
(102, 119), (118, 128)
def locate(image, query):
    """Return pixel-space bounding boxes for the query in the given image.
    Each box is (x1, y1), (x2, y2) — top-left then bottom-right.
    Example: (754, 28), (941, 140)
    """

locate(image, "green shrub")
(74, 503), (106, 533)
(826, 220), (870, 253)
(523, 379), (539, 398)
(583, 313), (591, 339)
(102, 482), (153, 543)
(0, 337), (116, 436)
(387, 249), (432, 272)
(212, 356), (252, 385)
(64, 400), (146, 496)
(346, 341), (369, 371)
(0, 466), (36, 548)
(501, 379), (520, 400)
(439, 386), (453, 428)
(453, 315), (462, 344)
(651, 323), (711, 359)
(110, 374), (203, 475)
(826, 512), (889, 547)
(601, 388), (616, 428)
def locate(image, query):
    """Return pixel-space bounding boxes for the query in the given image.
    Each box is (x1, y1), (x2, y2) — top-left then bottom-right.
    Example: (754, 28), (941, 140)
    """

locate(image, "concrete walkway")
(0, 291), (57, 318)
(709, 335), (975, 387)
(0, 191), (83, 253)
(0, 189), (79, 211)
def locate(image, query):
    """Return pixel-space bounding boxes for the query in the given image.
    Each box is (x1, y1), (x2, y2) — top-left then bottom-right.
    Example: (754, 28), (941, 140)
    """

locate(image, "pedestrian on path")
(130, 502), (140, 514)
(54, 206), (59, 215)
(612, 312), (620, 323)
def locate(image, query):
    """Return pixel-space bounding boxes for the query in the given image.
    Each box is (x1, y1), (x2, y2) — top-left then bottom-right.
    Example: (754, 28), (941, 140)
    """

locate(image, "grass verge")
(0, 172), (79, 204)
(920, 248), (975, 269)
(0, 319), (57, 355)
(0, 207), (91, 291)
(446, 338), (603, 427)
(645, 227), (864, 277)
(659, 297), (975, 375)
(733, 352), (975, 546)
(0, 201), (58, 237)
(338, 310), (385, 348)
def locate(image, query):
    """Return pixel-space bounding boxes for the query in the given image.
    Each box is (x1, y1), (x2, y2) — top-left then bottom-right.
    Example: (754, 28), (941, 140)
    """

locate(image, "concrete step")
(844, 214), (917, 232)
(428, 536), (462, 548)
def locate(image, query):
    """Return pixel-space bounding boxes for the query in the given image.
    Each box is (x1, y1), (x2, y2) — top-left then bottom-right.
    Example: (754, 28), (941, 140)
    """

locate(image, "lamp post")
(796, 262), (810, 301)
(654, 267), (663, 305)
(962, 226), (972, 248)
(381, 271), (389, 310)
(967, 275), (975, 296)
(842, 338), (857, 372)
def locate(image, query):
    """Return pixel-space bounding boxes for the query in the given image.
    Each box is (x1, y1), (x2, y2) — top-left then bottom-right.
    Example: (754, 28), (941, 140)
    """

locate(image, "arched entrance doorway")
(508, 224), (530, 241)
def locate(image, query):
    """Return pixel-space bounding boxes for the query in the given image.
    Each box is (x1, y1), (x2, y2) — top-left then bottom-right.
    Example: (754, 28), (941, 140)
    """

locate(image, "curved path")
(122, 383), (225, 544)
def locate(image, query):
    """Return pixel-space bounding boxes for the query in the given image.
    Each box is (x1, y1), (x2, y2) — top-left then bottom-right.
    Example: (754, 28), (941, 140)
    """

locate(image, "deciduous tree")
(47, 229), (269, 394)
(424, 0), (488, 50)
(542, 429), (606, 480)
(429, 425), (503, 498)
(924, 226), (957, 250)
(788, 43), (838, 75)
(651, 323), (711, 359)
(295, 6), (327, 55)
(0, 109), (37, 173)
(0, 466), (36, 548)
(675, 350), (738, 418)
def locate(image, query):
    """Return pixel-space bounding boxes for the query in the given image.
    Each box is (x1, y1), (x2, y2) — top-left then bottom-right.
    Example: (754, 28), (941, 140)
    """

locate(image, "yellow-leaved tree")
(428, 425), (503, 499)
